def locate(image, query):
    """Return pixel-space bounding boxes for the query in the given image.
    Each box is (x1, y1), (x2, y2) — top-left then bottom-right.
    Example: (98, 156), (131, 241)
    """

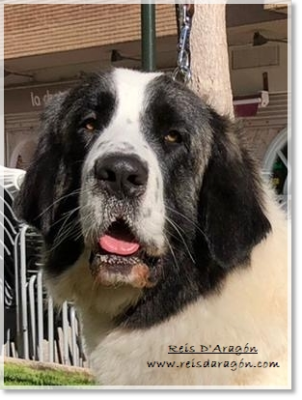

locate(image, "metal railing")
(1, 167), (88, 367)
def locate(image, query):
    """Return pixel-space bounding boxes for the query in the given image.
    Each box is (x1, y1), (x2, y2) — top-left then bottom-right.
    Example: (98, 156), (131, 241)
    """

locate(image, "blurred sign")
(5, 82), (75, 114)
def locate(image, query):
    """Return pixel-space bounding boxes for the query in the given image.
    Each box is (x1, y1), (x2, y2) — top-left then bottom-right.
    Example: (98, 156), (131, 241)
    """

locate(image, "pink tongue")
(99, 235), (140, 256)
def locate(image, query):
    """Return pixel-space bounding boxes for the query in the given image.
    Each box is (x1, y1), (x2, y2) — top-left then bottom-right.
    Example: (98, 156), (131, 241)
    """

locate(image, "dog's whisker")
(36, 188), (83, 218)
(165, 205), (206, 237)
(165, 216), (195, 264)
(51, 224), (79, 251)
(49, 206), (82, 229)
(51, 208), (88, 250)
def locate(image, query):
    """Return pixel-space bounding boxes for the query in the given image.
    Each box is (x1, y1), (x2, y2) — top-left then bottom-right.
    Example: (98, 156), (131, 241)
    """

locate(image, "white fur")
(45, 190), (289, 387)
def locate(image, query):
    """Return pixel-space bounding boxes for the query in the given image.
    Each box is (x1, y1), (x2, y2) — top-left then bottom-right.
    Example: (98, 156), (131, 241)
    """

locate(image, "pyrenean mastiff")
(15, 68), (289, 387)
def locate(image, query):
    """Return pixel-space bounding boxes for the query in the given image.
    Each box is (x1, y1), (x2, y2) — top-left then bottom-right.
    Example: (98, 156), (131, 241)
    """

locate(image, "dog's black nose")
(94, 154), (148, 198)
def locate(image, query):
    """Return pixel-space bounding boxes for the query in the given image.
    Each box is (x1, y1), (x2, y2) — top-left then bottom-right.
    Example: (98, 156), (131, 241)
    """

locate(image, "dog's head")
(15, 68), (271, 326)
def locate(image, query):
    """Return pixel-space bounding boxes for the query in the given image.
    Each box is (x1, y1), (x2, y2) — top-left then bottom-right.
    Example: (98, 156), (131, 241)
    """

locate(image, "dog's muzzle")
(87, 153), (163, 288)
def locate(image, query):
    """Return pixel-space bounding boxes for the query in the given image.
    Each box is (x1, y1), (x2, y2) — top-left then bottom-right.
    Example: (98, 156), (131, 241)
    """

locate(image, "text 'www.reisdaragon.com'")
(146, 359), (280, 372)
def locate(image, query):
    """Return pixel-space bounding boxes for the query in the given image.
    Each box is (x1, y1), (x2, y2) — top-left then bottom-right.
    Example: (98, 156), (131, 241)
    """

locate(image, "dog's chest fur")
(72, 199), (288, 387)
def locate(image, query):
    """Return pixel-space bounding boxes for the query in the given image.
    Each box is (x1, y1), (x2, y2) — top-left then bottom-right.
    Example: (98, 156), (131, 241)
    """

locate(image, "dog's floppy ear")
(198, 112), (271, 269)
(14, 93), (68, 235)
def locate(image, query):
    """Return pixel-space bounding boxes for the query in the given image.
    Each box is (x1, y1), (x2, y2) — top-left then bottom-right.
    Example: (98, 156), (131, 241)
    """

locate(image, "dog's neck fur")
(45, 190), (288, 386)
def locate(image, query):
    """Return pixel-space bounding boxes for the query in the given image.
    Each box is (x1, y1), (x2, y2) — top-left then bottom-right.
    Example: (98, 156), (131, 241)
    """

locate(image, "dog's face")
(15, 68), (271, 327)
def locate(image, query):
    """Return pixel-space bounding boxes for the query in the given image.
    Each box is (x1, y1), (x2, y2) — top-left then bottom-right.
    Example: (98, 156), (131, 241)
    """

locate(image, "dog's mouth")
(99, 219), (140, 256)
(89, 219), (163, 288)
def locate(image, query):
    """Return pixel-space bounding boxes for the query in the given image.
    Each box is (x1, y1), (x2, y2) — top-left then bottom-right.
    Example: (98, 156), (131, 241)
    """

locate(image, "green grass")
(4, 362), (96, 387)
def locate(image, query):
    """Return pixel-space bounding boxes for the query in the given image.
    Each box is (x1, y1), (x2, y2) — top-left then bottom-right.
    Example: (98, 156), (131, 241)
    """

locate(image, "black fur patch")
(199, 110), (272, 268)
(14, 73), (117, 274)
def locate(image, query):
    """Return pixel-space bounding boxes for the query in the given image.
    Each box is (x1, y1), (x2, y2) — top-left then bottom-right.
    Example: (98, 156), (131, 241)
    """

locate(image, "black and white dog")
(15, 68), (288, 387)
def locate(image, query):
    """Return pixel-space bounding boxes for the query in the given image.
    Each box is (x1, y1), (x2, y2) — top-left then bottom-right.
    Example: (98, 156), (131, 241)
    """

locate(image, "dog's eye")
(164, 131), (182, 144)
(84, 119), (96, 132)
(81, 113), (97, 132)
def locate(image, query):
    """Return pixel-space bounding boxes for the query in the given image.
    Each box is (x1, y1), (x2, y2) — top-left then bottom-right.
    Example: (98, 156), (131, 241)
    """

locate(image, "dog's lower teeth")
(98, 254), (141, 266)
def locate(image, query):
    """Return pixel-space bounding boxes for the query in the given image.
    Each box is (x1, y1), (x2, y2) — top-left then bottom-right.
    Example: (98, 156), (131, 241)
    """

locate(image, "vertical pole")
(141, 3), (156, 71)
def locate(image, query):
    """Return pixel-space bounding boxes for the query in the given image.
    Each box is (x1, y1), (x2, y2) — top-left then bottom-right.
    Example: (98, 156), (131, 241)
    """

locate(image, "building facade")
(4, 3), (289, 179)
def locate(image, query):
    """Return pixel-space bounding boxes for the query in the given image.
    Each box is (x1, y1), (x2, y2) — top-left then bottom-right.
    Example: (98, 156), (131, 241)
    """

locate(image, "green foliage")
(4, 362), (96, 387)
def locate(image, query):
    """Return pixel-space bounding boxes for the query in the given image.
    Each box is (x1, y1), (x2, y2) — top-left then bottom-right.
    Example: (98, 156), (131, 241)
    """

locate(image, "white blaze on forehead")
(82, 68), (166, 252)
(85, 68), (163, 169)
(113, 68), (162, 123)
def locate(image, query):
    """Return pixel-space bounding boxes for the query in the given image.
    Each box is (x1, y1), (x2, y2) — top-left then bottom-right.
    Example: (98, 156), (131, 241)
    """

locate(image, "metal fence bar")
(0, 237), (10, 256)
(28, 274), (37, 360)
(37, 271), (44, 362)
(19, 225), (29, 359)
(62, 302), (69, 365)
(48, 295), (54, 363)
(1, 208), (18, 236)
(5, 329), (10, 356)
(70, 306), (78, 366)
(14, 231), (21, 358)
